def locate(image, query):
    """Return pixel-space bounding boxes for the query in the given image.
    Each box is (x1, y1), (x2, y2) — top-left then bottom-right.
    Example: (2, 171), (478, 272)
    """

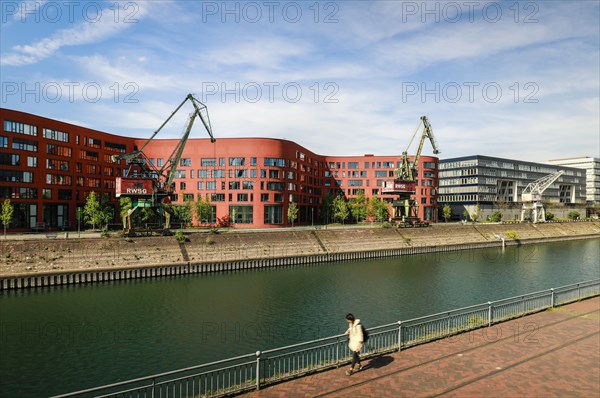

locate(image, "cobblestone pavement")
(245, 297), (600, 398)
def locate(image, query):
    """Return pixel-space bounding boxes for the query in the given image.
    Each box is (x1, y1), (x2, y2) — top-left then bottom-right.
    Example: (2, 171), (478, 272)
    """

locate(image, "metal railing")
(53, 278), (599, 398)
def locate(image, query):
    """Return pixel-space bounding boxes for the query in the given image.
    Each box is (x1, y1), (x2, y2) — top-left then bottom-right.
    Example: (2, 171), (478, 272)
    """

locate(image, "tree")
(194, 195), (213, 225)
(349, 190), (367, 223)
(287, 202), (298, 227)
(546, 211), (555, 221)
(119, 197), (133, 225)
(442, 204), (452, 222)
(172, 203), (192, 226)
(84, 192), (103, 230)
(368, 195), (388, 222)
(471, 203), (481, 223)
(320, 192), (335, 224)
(1, 199), (14, 238)
(333, 195), (349, 224)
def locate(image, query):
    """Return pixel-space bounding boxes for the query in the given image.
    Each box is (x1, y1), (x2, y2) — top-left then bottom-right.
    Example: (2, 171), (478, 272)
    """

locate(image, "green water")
(1, 239), (598, 397)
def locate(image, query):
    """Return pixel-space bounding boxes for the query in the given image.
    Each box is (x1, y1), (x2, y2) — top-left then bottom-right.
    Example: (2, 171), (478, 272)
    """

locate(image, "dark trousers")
(351, 350), (361, 368)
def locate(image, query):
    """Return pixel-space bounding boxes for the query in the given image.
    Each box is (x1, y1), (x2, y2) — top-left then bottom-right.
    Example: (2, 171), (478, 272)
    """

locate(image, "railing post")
(446, 312), (451, 336)
(151, 377), (155, 398)
(578, 283), (581, 300)
(397, 321), (403, 351)
(521, 295), (525, 315)
(551, 288), (555, 308)
(255, 351), (261, 391)
(335, 336), (340, 367)
(487, 302), (492, 327)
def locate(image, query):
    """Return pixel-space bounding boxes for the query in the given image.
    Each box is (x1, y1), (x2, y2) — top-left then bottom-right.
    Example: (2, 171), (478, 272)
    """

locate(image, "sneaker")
(345, 369), (353, 376)
(357, 365), (363, 372)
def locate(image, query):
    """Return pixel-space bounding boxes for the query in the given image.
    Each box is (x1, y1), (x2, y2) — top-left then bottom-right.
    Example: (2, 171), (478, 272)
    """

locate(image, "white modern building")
(439, 155), (587, 221)
(548, 157), (600, 205)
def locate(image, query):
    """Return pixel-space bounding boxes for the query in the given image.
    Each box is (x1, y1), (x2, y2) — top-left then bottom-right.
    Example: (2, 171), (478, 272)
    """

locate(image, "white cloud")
(1, 1), (150, 66)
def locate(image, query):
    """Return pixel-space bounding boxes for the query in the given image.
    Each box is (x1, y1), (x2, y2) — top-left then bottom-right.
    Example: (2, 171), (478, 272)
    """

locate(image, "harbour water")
(0, 239), (598, 397)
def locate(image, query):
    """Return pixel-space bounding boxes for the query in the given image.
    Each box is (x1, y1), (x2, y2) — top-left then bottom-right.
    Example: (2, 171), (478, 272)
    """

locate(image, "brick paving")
(244, 297), (600, 398)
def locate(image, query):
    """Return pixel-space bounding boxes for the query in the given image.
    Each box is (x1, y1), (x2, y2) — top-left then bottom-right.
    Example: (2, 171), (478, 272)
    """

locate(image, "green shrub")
(174, 231), (187, 243)
(206, 236), (215, 245)
(101, 230), (110, 238)
(382, 222), (392, 228)
(567, 211), (580, 220)
(490, 211), (502, 222)
(210, 227), (220, 234)
(505, 231), (520, 240)
(545, 211), (554, 221)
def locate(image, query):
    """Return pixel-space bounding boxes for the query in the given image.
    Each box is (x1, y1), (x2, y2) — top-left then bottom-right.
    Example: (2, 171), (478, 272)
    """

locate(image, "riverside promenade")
(245, 297), (600, 397)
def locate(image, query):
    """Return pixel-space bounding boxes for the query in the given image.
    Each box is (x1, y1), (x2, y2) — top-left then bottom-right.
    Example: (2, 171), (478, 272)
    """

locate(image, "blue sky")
(1, 0), (599, 161)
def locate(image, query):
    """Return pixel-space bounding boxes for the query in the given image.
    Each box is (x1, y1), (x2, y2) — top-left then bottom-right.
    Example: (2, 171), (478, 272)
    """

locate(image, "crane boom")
(520, 170), (564, 223)
(522, 170), (564, 201)
(113, 94), (216, 234)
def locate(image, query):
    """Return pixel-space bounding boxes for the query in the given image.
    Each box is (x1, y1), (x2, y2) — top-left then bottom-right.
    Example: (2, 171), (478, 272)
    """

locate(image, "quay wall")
(1, 222), (598, 290)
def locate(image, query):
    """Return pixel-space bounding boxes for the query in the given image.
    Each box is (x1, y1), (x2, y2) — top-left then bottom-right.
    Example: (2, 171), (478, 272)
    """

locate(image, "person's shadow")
(363, 355), (394, 370)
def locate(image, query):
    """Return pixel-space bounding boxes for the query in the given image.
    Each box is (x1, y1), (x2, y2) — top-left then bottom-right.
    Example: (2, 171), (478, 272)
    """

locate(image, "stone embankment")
(1, 222), (598, 289)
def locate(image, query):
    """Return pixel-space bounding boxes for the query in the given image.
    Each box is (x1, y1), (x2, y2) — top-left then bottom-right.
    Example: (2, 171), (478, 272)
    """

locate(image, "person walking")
(344, 313), (363, 375)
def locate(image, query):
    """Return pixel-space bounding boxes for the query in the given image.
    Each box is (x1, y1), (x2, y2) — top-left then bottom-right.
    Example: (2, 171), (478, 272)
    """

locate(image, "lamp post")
(77, 207), (81, 238)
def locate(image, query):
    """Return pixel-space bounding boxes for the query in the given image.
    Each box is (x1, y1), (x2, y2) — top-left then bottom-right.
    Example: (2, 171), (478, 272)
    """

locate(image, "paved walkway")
(245, 297), (600, 397)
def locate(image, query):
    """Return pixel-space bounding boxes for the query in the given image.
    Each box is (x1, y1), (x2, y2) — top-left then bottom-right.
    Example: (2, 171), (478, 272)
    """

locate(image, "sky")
(1, 0), (599, 162)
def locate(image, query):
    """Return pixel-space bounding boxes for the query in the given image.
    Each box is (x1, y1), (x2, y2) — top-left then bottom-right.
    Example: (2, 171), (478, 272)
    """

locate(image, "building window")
(237, 193), (249, 201)
(180, 158), (191, 167)
(267, 182), (285, 191)
(46, 174), (72, 185)
(206, 181), (217, 190)
(175, 170), (186, 179)
(264, 158), (285, 167)
(27, 156), (37, 167)
(211, 193), (225, 202)
(201, 158), (217, 167)
(348, 162), (359, 169)
(43, 189), (52, 199)
(0, 153), (20, 166)
(12, 138), (38, 152)
(46, 144), (71, 157)
(157, 158), (164, 167)
(424, 162), (436, 169)
(0, 135), (7, 148)
(250, 157), (257, 166)
(180, 182), (187, 190)
(264, 205), (283, 224)
(198, 170), (209, 178)
(183, 193), (194, 202)
(4, 120), (37, 136)
(197, 181), (204, 190)
(261, 193), (269, 202)
(229, 157), (245, 166)
(87, 138), (101, 148)
(212, 169), (225, 178)
(79, 150), (98, 161)
(47, 159), (70, 171)
(242, 181), (254, 190)
(58, 189), (72, 200)
(230, 205), (253, 224)
(274, 193), (283, 202)
(42, 128), (69, 142)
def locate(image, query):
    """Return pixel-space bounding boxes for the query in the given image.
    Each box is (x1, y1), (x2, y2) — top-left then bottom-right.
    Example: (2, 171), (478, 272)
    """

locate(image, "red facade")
(0, 108), (438, 230)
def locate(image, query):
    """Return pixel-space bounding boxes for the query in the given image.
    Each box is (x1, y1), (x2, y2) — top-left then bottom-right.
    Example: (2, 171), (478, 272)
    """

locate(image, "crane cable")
(404, 119), (423, 152)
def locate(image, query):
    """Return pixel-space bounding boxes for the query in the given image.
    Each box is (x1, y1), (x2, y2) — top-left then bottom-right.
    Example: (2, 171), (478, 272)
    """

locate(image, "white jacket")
(346, 319), (364, 352)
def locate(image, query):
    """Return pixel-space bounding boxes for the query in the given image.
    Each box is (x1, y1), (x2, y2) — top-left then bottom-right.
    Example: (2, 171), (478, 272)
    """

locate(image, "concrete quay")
(244, 296), (600, 398)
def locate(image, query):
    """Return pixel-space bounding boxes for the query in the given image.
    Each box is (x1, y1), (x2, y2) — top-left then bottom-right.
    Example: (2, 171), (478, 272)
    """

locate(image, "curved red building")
(1, 108), (438, 230)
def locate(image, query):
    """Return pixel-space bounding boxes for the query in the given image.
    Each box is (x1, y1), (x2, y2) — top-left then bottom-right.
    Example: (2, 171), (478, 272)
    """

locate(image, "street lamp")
(77, 207), (82, 238)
